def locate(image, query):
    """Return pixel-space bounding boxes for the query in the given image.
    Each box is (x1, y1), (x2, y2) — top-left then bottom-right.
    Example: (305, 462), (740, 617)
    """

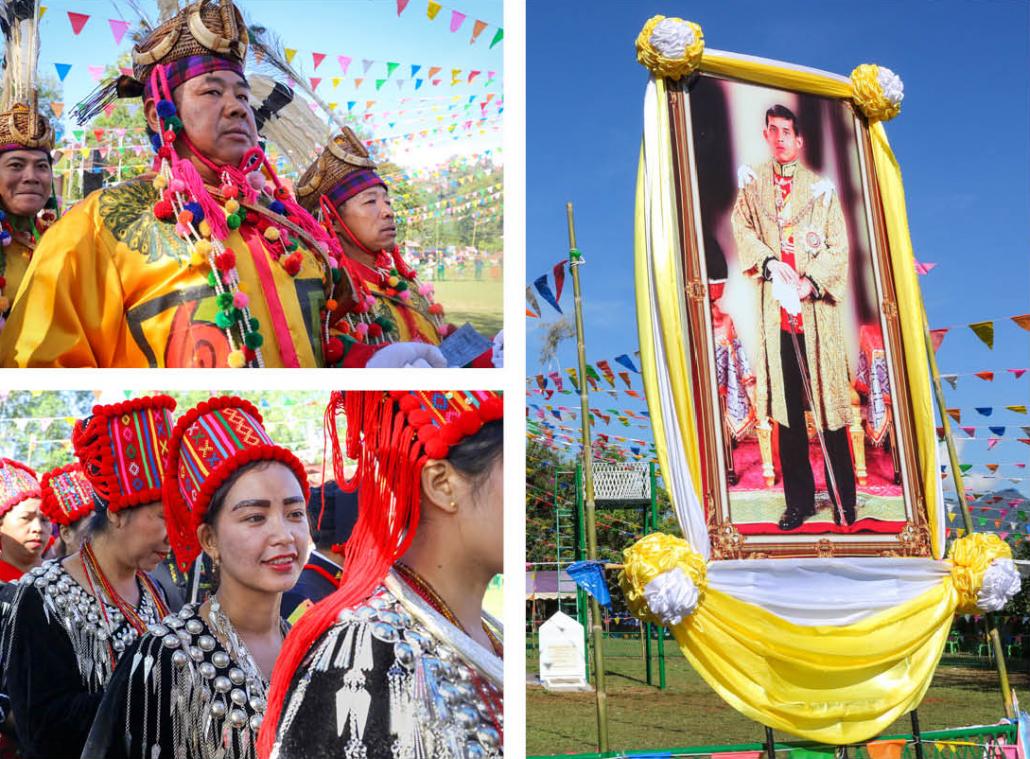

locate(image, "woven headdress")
(0, 458), (40, 519)
(162, 396), (309, 571)
(295, 128), (383, 213)
(0, 0), (53, 153)
(40, 462), (97, 526)
(76, 0), (248, 123)
(72, 395), (177, 513)
(259, 390), (503, 754)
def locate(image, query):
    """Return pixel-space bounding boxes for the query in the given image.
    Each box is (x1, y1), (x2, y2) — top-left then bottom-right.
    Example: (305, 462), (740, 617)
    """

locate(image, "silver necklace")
(207, 595), (283, 697)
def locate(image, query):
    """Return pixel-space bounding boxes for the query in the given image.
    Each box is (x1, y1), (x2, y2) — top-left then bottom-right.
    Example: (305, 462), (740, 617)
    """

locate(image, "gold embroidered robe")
(730, 159), (852, 432)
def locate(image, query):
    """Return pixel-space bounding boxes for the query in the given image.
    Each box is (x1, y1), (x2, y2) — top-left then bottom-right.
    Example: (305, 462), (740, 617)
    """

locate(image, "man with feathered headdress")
(0, 0), (57, 339)
(0, 0), (359, 368)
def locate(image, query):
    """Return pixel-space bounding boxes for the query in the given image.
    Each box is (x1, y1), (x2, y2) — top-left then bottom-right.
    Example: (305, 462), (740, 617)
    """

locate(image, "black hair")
(765, 104), (800, 136)
(447, 420), (503, 495)
(83, 493), (114, 539)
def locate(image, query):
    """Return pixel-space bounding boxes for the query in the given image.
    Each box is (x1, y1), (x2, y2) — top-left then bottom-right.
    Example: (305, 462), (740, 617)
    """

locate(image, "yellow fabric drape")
(633, 53), (949, 744)
(677, 582), (956, 744)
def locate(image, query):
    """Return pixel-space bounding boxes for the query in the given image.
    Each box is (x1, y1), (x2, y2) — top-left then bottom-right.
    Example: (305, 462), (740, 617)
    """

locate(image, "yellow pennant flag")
(1006, 405), (1027, 414)
(39, 5), (46, 18)
(427, 1), (441, 20)
(331, 77), (342, 88)
(284, 48), (297, 64)
(968, 320), (994, 349)
(327, 102), (337, 111)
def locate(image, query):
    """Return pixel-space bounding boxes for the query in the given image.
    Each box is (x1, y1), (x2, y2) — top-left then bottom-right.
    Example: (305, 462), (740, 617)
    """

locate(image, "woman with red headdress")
(83, 396), (310, 759)
(259, 390), (504, 759)
(6, 396), (176, 759)
(0, 460), (48, 582)
(39, 462), (97, 559)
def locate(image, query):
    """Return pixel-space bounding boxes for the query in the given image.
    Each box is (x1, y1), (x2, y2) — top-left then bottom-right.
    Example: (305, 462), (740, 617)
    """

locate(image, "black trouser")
(778, 330), (856, 518)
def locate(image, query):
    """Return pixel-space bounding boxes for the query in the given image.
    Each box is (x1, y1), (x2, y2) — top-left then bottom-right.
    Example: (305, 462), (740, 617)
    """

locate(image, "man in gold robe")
(731, 104), (856, 530)
(0, 0), (350, 368)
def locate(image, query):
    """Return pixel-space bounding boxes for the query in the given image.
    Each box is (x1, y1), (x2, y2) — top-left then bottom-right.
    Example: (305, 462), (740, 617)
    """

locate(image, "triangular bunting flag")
(929, 328), (948, 352)
(988, 426), (1006, 436)
(975, 371), (995, 382)
(489, 27), (503, 48)
(284, 48), (297, 64)
(449, 9), (466, 32)
(1008, 369), (1027, 379)
(942, 374), (958, 390)
(427, 1), (442, 20)
(969, 321), (994, 349)
(386, 62), (400, 78)
(914, 260), (937, 275)
(427, 66), (441, 79)
(471, 19), (488, 44)
(50, 102), (64, 118)
(960, 426), (976, 437)
(975, 407), (993, 417)
(331, 77), (342, 88)
(354, 78), (364, 89)
(310, 78), (322, 91)
(410, 64), (421, 78)
(1006, 405), (1027, 414)
(396, 0), (410, 14)
(526, 287), (541, 318)
(338, 55), (352, 74)
(1011, 314), (1030, 332)
(988, 438), (1001, 451)
(552, 260), (567, 301)
(54, 63), (71, 81)
(108, 18), (129, 45)
(375, 79), (386, 91)
(67, 11), (90, 35)
(312, 52), (326, 70)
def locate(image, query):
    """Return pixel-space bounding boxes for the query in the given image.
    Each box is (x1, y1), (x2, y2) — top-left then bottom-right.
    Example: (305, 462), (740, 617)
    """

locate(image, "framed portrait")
(665, 72), (931, 559)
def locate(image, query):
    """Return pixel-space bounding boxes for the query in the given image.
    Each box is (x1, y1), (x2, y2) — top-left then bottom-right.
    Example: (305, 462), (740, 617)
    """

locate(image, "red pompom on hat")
(40, 462), (97, 526)
(0, 459), (41, 520)
(259, 390), (502, 754)
(162, 396), (310, 572)
(72, 395), (177, 514)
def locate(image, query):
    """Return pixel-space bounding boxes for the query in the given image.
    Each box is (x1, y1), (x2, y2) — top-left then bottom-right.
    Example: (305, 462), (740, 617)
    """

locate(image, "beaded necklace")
(394, 561), (502, 657)
(79, 539), (171, 667)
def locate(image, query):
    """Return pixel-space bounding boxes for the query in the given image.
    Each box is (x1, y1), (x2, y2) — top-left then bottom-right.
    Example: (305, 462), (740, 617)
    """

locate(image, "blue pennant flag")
(566, 560), (611, 607)
(54, 63), (72, 81)
(989, 426), (1006, 436)
(533, 274), (562, 314)
(615, 354), (639, 373)
(975, 407), (994, 417)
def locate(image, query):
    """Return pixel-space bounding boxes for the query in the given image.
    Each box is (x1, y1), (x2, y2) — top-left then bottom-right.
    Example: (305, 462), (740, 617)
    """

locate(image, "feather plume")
(249, 74), (330, 172)
(246, 19), (348, 135)
(1, 0), (42, 111)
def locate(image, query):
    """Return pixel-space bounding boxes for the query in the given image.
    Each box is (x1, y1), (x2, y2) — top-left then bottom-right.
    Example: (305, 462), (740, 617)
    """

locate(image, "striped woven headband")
(143, 55), (244, 102)
(326, 168), (386, 207)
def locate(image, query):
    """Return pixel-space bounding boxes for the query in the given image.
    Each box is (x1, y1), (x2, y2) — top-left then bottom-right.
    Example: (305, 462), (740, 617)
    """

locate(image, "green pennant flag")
(489, 27), (503, 48)
(375, 79), (386, 90)
(73, 129), (84, 141)
(386, 62), (400, 77)
(969, 320), (995, 349)
(960, 464), (973, 473)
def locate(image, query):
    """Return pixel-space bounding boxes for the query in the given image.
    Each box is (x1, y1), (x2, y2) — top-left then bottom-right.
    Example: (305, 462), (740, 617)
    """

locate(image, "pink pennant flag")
(102, 103), (115, 117)
(929, 328), (948, 352)
(960, 426), (976, 437)
(1009, 369), (1027, 379)
(120, 66), (132, 76)
(312, 52), (326, 70)
(468, 70), (481, 83)
(310, 78), (322, 91)
(914, 260), (937, 275)
(988, 438), (1001, 450)
(449, 10), (466, 32)
(88, 65), (105, 82)
(337, 55), (352, 75)
(108, 18), (129, 45)
(67, 11), (90, 35)
(396, 0), (410, 14)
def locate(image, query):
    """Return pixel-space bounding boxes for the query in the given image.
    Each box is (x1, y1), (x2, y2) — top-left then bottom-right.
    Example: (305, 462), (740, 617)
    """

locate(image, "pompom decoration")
(247, 171), (266, 190)
(977, 559), (1021, 613)
(850, 63), (904, 123)
(948, 532), (1015, 614)
(227, 349), (246, 368)
(232, 292), (249, 309)
(619, 532), (708, 626)
(635, 16), (705, 80)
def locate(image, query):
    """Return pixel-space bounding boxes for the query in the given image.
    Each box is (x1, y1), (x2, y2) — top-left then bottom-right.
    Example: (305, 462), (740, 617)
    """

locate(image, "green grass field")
(433, 279), (503, 338)
(526, 639), (1029, 756)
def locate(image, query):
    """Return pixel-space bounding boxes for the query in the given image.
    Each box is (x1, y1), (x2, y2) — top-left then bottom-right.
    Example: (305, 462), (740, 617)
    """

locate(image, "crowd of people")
(0, 0), (501, 368)
(0, 389), (504, 758)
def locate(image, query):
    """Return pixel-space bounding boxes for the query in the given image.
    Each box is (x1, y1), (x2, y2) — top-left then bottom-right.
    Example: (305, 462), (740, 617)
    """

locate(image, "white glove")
(770, 267), (802, 317)
(491, 330), (504, 368)
(737, 164), (757, 189)
(366, 342), (447, 369)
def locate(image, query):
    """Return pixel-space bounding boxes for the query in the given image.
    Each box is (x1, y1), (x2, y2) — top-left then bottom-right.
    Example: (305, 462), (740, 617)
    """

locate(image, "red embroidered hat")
(40, 463), (97, 526)
(163, 396), (310, 571)
(260, 390), (502, 755)
(71, 395), (177, 514)
(0, 459), (41, 519)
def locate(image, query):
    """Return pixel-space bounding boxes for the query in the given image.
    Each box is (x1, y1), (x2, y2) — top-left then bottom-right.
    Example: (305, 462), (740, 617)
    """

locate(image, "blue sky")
(527, 1), (1030, 498)
(37, 0), (503, 167)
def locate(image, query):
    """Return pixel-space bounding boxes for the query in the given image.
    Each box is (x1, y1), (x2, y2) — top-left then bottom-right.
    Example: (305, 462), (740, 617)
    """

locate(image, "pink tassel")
(174, 159), (229, 241)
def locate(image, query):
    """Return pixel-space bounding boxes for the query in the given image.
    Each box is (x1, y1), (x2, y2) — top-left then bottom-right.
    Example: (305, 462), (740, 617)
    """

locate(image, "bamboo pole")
(567, 202), (609, 752)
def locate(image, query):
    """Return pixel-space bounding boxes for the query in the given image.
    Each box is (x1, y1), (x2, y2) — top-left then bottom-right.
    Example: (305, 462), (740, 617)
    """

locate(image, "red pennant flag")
(960, 426), (976, 437)
(974, 371), (995, 382)
(310, 78), (322, 91)
(93, 128), (105, 141)
(1012, 314), (1030, 332)
(312, 53), (326, 70)
(946, 409), (961, 423)
(468, 70), (481, 83)
(1020, 439), (1030, 446)
(929, 328), (948, 352)
(396, 0), (410, 14)
(618, 371), (632, 389)
(553, 260), (566, 301)
(470, 19), (488, 44)
(108, 18), (129, 44)
(67, 11), (90, 35)
(626, 390), (641, 399)
(449, 9), (466, 32)
(1009, 369), (1027, 379)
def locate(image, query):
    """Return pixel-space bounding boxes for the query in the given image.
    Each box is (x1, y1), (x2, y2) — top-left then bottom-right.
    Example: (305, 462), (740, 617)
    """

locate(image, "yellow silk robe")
(0, 179), (334, 368)
(2, 235), (33, 315)
(365, 278), (441, 345)
(731, 159), (852, 432)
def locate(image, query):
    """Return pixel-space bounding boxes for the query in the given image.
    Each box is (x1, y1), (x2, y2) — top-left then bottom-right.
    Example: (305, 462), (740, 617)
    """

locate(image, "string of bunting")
(395, 0), (503, 49)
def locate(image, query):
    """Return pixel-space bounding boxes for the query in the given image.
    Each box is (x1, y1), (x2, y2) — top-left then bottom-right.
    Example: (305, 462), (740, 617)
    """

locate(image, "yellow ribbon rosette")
(635, 16), (704, 81)
(948, 532), (1018, 614)
(619, 532), (707, 626)
(850, 63), (904, 122)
